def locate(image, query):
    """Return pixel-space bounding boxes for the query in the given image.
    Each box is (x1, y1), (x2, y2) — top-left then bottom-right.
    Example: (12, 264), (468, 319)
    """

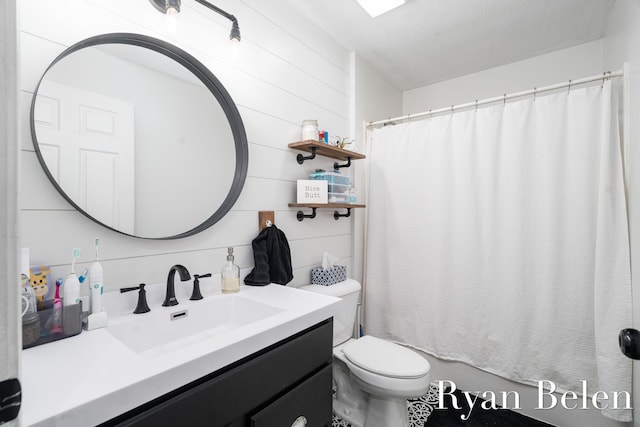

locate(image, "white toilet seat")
(335, 335), (431, 398)
(343, 335), (430, 379)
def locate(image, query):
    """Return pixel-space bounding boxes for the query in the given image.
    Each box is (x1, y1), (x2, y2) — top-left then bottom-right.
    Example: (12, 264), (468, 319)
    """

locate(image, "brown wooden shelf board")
(288, 141), (366, 161)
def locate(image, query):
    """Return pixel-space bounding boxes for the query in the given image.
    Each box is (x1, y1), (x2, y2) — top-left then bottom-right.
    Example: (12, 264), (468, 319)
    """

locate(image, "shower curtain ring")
(475, 100), (478, 111)
(503, 94), (506, 105)
(568, 79), (572, 93)
(533, 87), (537, 101)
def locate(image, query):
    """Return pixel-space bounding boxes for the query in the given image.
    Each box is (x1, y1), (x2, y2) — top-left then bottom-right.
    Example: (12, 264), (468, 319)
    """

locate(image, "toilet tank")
(300, 279), (361, 346)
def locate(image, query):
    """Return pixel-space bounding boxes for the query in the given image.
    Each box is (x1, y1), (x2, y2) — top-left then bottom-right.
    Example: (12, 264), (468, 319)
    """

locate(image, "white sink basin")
(107, 294), (284, 358)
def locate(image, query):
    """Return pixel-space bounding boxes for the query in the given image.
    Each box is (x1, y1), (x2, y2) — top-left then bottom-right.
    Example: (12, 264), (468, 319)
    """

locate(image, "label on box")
(297, 179), (328, 204)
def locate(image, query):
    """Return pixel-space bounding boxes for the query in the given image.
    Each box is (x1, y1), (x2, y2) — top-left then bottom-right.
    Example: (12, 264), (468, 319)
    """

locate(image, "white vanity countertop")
(21, 284), (339, 427)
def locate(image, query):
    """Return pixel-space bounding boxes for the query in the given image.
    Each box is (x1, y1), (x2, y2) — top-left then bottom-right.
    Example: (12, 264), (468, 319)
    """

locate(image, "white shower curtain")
(364, 81), (632, 422)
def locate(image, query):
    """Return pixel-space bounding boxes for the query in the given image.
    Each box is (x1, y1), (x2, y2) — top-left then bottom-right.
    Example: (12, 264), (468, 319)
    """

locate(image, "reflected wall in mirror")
(30, 33), (248, 239)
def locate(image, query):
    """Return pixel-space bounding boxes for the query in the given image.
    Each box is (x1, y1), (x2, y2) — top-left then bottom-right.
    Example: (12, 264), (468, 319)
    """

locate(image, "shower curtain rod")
(367, 69), (624, 127)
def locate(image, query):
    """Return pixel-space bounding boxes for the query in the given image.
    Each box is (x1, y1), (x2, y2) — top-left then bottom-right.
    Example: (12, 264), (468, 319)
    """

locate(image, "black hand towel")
(244, 224), (293, 286)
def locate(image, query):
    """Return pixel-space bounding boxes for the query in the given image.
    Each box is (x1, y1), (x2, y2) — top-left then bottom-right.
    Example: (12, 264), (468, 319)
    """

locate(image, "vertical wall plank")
(0, 0), (21, 425)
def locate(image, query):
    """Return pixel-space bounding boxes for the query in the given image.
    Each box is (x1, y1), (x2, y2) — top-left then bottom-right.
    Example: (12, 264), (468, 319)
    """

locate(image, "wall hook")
(296, 146), (317, 164)
(334, 157), (352, 170)
(296, 207), (317, 221)
(334, 208), (351, 220)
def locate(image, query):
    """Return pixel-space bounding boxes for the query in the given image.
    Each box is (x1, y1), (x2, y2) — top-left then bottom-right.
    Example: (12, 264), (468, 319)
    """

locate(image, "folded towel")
(244, 224), (293, 286)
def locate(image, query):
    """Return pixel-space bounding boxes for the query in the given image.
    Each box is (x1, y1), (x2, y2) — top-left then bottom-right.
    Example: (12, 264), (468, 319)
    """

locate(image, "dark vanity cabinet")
(102, 319), (333, 427)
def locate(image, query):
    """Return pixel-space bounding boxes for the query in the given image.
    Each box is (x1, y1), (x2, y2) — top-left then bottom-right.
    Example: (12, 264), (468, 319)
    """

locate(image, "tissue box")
(311, 265), (347, 286)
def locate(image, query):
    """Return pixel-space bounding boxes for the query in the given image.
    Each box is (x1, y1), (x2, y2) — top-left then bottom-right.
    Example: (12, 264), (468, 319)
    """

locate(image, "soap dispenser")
(221, 247), (240, 294)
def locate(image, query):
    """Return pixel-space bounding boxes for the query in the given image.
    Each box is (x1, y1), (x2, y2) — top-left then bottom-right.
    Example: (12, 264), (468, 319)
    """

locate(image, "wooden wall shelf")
(288, 141), (365, 168)
(288, 141), (365, 220)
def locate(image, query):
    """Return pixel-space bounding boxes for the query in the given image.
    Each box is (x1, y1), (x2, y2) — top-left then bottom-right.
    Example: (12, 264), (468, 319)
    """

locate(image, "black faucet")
(120, 284), (151, 314)
(163, 264), (191, 307)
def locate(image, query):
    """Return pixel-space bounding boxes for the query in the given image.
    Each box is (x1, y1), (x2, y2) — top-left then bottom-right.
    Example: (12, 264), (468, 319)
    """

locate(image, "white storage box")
(328, 192), (349, 204)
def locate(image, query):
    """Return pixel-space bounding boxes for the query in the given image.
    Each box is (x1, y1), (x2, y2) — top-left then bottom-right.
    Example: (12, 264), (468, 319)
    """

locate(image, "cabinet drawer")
(251, 365), (332, 427)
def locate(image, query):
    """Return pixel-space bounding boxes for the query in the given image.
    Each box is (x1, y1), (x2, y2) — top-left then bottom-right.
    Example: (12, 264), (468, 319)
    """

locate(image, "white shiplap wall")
(19, 0), (355, 293)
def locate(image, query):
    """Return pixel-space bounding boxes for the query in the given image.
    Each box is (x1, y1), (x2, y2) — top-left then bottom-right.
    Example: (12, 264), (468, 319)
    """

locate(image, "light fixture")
(149, 0), (241, 42)
(356, 0), (405, 17)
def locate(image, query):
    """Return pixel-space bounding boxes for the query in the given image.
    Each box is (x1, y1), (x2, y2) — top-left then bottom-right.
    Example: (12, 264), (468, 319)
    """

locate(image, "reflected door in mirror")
(33, 80), (135, 234)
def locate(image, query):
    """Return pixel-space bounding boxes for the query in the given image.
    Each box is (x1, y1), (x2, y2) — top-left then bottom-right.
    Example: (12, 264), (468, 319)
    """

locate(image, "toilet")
(301, 279), (431, 427)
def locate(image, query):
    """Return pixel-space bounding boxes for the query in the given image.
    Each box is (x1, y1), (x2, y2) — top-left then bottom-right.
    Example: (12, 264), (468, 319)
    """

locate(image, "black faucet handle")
(190, 273), (212, 300)
(120, 283), (151, 314)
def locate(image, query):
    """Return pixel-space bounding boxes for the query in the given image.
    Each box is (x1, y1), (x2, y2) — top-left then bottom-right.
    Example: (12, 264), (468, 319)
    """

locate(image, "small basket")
(22, 300), (83, 349)
(311, 265), (347, 286)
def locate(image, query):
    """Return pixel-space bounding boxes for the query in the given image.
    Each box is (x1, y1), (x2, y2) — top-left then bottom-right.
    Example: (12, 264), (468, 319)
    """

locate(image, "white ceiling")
(286, 0), (616, 91)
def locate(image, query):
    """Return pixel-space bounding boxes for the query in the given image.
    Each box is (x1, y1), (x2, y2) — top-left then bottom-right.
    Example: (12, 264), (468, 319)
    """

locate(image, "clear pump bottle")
(221, 247), (240, 294)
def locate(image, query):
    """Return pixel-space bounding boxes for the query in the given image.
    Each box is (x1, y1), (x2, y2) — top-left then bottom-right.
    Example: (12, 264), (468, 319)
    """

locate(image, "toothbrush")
(63, 248), (81, 307)
(51, 278), (63, 334)
(78, 269), (89, 284)
(88, 238), (104, 315)
(54, 278), (62, 302)
(71, 247), (79, 274)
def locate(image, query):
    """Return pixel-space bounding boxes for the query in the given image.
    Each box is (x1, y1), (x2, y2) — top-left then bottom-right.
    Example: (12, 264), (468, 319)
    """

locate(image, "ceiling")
(286, 0), (616, 91)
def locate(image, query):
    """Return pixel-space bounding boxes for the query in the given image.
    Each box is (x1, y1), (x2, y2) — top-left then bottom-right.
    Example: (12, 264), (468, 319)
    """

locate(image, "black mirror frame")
(30, 33), (248, 239)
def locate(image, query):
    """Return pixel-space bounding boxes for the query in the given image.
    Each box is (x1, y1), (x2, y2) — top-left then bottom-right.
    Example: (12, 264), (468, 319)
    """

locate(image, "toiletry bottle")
(88, 238), (103, 314)
(221, 247), (240, 294)
(301, 119), (319, 141)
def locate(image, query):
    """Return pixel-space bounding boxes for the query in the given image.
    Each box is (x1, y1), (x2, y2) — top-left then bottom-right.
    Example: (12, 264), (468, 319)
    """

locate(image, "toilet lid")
(343, 335), (430, 379)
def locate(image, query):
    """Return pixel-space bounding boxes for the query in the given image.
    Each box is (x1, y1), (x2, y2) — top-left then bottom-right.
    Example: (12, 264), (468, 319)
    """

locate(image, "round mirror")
(30, 33), (248, 239)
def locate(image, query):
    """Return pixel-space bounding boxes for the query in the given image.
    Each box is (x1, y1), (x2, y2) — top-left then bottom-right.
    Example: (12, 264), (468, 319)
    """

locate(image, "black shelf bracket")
(296, 147), (317, 164)
(333, 157), (352, 170)
(334, 208), (351, 220)
(296, 207), (317, 221)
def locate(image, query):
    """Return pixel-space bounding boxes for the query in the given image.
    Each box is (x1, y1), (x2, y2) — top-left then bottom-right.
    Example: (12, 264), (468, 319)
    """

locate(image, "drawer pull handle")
(291, 415), (307, 427)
